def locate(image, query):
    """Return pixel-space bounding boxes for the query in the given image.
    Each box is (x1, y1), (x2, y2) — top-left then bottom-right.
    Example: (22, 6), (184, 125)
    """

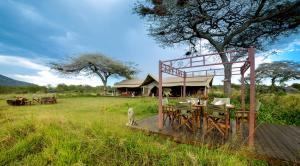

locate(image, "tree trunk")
(103, 80), (107, 95)
(218, 49), (232, 97)
(224, 63), (232, 97)
(270, 77), (276, 92)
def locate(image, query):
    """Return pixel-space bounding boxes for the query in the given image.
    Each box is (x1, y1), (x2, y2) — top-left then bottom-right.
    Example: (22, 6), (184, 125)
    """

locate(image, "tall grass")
(0, 96), (267, 165)
(258, 94), (300, 125)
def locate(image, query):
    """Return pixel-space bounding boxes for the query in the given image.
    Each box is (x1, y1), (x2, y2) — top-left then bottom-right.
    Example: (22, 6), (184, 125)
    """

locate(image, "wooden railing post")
(241, 72), (246, 111)
(248, 47), (256, 147)
(183, 72), (186, 98)
(158, 61), (163, 130)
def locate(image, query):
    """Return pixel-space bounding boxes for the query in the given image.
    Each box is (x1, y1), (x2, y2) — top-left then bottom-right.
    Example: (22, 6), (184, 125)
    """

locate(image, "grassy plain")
(0, 96), (269, 165)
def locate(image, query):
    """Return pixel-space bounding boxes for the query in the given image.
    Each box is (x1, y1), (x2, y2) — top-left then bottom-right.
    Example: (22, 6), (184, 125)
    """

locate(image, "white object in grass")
(126, 108), (137, 126)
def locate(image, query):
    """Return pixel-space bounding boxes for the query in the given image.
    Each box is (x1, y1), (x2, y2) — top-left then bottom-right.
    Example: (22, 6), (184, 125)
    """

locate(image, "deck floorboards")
(130, 115), (300, 164)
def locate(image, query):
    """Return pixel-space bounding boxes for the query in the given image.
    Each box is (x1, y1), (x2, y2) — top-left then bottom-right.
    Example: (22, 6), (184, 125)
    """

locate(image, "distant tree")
(51, 54), (138, 95)
(255, 61), (300, 91)
(56, 84), (69, 93)
(134, 0), (300, 96)
(291, 83), (300, 91)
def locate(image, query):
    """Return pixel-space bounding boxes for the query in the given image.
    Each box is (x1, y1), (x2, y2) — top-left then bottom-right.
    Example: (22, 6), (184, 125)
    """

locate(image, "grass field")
(0, 96), (269, 165)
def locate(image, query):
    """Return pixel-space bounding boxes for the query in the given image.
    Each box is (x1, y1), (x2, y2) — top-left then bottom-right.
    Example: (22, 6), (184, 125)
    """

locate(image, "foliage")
(51, 53), (138, 94)
(291, 83), (300, 91)
(255, 61), (300, 89)
(134, 0), (300, 96)
(55, 84), (113, 94)
(0, 96), (267, 165)
(258, 94), (300, 125)
(0, 84), (114, 95)
(135, 0), (299, 51)
(0, 86), (47, 94)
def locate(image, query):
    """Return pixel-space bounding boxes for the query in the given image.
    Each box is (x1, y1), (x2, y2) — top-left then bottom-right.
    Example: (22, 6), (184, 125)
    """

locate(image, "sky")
(0, 0), (299, 87)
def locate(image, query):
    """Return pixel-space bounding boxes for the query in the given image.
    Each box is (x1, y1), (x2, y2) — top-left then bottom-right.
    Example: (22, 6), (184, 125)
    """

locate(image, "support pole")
(248, 47), (256, 146)
(183, 72), (186, 98)
(241, 72), (246, 111)
(158, 61), (163, 130)
(181, 86), (183, 97)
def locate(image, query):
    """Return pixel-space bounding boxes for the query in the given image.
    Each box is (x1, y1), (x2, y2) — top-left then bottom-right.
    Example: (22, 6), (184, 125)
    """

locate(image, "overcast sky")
(0, 0), (299, 87)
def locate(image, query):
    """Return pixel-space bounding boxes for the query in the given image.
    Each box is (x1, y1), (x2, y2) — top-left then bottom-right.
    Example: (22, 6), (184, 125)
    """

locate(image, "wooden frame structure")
(158, 47), (256, 146)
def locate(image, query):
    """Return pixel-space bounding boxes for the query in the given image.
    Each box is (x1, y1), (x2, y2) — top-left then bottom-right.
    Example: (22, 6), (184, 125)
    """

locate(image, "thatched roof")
(114, 74), (213, 88)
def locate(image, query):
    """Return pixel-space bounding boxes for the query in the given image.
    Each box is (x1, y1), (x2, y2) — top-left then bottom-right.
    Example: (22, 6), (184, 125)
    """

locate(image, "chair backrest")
(206, 104), (227, 118)
(200, 99), (207, 106)
(177, 102), (192, 111)
(212, 98), (230, 105)
(187, 98), (199, 105)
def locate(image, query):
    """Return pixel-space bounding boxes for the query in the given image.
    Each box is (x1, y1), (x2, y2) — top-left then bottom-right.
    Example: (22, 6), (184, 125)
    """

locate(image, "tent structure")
(158, 47), (256, 146)
(114, 74), (213, 97)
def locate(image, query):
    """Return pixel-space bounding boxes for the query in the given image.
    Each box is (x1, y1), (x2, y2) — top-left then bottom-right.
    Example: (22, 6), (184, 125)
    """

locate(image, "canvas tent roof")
(114, 74), (213, 88)
(113, 79), (144, 88)
(162, 76), (213, 87)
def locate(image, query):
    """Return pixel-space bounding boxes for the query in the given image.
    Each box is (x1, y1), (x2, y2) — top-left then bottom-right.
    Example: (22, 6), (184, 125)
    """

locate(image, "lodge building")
(114, 74), (213, 97)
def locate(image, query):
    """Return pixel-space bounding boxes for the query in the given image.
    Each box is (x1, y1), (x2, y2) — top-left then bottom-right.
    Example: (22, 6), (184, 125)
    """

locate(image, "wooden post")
(241, 72), (246, 111)
(181, 86), (183, 97)
(248, 47), (256, 146)
(183, 72), (186, 98)
(158, 61), (163, 130)
(204, 86), (207, 97)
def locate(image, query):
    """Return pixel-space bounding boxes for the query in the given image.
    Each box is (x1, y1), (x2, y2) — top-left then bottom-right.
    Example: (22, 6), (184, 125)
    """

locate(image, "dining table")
(174, 101), (235, 132)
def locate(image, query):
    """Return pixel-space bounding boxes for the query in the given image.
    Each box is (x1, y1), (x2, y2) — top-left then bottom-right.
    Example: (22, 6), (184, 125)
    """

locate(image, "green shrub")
(258, 94), (300, 125)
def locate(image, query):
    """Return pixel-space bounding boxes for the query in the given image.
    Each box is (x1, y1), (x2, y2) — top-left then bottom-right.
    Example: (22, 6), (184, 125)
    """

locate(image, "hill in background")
(0, 74), (35, 86)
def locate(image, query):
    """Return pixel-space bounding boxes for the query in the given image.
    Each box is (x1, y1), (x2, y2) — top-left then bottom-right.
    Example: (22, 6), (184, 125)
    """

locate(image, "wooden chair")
(235, 101), (262, 132)
(176, 103), (195, 132)
(162, 105), (177, 126)
(40, 96), (57, 104)
(204, 104), (230, 139)
(162, 98), (176, 126)
(32, 97), (40, 104)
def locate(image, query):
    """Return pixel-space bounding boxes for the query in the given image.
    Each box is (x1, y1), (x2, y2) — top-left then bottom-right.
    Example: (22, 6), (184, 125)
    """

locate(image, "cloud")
(49, 31), (93, 54)
(262, 38), (300, 57)
(14, 70), (102, 87)
(0, 55), (102, 86)
(8, 0), (56, 27)
(0, 55), (48, 71)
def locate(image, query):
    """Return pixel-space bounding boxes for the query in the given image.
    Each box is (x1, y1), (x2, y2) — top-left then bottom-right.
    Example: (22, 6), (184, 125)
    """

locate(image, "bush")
(0, 86), (47, 94)
(291, 83), (300, 91)
(258, 94), (300, 125)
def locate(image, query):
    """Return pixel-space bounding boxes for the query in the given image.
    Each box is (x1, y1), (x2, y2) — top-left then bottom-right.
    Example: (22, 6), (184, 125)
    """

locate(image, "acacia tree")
(255, 61), (300, 91)
(134, 0), (300, 96)
(51, 54), (138, 95)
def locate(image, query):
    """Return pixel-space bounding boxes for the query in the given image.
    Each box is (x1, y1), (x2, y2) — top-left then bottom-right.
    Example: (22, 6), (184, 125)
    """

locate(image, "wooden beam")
(158, 61), (163, 130)
(183, 72), (186, 98)
(241, 73), (245, 111)
(248, 47), (256, 146)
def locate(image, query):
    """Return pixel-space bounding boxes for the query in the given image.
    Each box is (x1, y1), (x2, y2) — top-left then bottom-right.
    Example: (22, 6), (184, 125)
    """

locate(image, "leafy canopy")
(51, 53), (138, 86)
(134, 0), (300, 52)
(256, 61), (300, 86)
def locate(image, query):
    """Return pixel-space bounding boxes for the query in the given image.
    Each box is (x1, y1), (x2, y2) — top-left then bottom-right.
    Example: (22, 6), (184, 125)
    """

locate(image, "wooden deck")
(130, 116), (300, 164)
